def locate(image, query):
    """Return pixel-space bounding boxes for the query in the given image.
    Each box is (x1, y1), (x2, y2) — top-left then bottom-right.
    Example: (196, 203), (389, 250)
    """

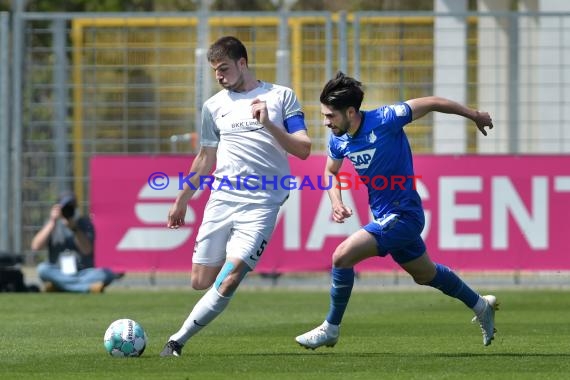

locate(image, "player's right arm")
(324, 156), (353, 223)
(167, 146), (217, 229)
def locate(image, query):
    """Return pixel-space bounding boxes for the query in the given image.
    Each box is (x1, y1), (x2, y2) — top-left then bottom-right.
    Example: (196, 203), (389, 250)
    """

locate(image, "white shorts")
(192, 198), (280, 270)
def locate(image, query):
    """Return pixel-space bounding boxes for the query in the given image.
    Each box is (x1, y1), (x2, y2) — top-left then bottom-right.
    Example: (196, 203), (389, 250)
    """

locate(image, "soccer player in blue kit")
(295, 71), (498, 349)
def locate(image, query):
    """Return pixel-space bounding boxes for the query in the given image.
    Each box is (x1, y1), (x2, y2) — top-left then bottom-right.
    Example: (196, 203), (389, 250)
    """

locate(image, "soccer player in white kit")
(160, 36), (311, 357)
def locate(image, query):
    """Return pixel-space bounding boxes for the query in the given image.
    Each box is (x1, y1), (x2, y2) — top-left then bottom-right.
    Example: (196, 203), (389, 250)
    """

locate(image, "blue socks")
(324, 264), (478, 326)
(427, 263), (479, 308)
(326, 267), (355, 325)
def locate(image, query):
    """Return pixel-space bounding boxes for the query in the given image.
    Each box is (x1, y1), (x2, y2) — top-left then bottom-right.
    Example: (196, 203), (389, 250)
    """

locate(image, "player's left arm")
(405, 96), (494, 136)
(251, 98), (311, 160)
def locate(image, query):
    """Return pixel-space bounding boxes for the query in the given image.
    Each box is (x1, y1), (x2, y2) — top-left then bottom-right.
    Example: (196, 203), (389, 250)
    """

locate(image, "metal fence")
(1, 10), (570, 262)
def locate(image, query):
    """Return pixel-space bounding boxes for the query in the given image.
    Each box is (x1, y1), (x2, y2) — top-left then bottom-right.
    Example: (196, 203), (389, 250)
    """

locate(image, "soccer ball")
(103, 318), (147, 357)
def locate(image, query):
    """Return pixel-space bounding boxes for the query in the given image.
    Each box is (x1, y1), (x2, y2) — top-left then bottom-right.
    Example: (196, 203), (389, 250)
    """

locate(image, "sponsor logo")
(391, 104), (408, 117)
(348, 148), (376, 169)
(116, 179), (202, 251)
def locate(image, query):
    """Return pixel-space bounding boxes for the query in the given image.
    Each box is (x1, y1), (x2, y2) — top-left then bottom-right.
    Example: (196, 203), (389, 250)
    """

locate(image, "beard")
(330, 120), (351, 136)
(331, 128), (346, 137)
(220, 73), (245, 92)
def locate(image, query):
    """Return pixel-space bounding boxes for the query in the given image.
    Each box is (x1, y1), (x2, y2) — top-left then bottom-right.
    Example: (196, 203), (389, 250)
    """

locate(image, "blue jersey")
(328, 103), (423, 219)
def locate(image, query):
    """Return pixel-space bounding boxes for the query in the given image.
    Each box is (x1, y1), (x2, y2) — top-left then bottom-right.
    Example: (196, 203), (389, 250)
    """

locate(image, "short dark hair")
(320, 71), (364, 112)
(207, 36), (248, 65)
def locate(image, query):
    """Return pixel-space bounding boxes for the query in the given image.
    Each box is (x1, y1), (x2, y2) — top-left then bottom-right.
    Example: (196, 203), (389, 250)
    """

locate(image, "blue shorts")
(363, 212), (426, 264)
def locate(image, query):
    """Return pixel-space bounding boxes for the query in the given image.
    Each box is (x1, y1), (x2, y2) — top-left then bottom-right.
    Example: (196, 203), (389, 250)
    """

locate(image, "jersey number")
(249, 239), (267, 261)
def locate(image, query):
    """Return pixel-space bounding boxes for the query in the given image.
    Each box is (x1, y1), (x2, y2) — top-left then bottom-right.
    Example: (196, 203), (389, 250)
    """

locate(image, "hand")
(474, 110), (493, 136)
(251, 98), (269, 126)
(49, 204), (62, 222)
(167, 201), (187, 229)
(331, 203), (353, 223)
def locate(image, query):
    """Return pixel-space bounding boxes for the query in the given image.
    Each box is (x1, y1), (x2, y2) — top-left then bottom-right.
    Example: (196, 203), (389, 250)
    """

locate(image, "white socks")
(169, 287), (231, 345)
(323, 320), (339, 334)
(472, 296), (487, 316)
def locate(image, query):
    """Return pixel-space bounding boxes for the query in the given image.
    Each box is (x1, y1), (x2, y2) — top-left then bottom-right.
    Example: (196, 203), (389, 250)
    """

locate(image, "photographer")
(31, 191), (118, 293)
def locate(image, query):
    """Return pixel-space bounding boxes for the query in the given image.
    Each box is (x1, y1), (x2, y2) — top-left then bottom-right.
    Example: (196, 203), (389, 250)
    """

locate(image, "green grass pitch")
(1, 288), (569, 379)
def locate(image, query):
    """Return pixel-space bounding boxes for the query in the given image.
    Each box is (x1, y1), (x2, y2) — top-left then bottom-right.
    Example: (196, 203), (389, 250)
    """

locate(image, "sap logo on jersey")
(348, 148), (376, 169)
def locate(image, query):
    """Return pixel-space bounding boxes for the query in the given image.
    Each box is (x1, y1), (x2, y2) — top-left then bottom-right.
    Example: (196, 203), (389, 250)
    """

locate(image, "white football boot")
(472, 295), (499, 346)
(295, 321), (339, 350)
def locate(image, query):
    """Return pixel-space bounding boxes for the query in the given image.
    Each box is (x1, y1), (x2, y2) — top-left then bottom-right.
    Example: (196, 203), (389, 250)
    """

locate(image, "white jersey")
(200, 81), (304, 205)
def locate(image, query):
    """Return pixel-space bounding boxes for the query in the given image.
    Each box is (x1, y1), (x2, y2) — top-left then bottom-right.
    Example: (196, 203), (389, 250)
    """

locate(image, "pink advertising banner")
(91, 155), (570, 272)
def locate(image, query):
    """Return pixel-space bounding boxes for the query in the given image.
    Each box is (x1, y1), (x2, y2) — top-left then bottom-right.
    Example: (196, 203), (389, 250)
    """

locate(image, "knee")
(36, 262), (51, 280)
(332, 241), (355, 268)
(190, 266), (217, 290)
(191, 277), (214, 291)
(332, 245), (350, 268)
(410, 266), (437, 285)
(413, 275), (432, 286)
(400, 254), (437, 285)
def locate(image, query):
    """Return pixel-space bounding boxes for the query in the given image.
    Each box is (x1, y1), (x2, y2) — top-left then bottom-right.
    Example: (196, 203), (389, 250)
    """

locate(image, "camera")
(58, 191), (77, 220)
(61, 203), (76, 219)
